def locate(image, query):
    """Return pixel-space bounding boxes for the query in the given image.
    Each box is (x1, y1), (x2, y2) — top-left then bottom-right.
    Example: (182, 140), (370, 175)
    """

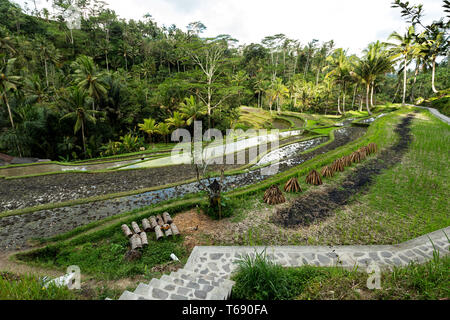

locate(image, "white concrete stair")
(117, 267), (235, 300)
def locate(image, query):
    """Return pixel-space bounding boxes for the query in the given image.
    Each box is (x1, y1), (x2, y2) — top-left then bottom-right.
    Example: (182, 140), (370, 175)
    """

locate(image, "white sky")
(13, 0), (446, 54)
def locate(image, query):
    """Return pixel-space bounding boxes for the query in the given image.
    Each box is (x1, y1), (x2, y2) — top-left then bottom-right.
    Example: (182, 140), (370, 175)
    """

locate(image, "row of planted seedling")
(263, 143), (378, 205)
(121, 212), (180, 250)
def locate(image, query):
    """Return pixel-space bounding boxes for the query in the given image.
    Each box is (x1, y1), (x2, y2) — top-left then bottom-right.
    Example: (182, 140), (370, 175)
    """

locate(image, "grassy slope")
(306, 110), (450, 245)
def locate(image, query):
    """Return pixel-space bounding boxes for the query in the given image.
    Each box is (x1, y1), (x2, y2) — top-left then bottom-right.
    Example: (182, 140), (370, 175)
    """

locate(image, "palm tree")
(387, 26), (416, 105)
(0, 58), (21, 128)
(409, 41), (430, 102)
(0, 33), (16, 63)
(98, 39), (112, 72)
(355, 42), (393, 115)
(24, 74), (47, 104)
(71, 55), (107, 115)
(156, 122), (171, 144)
(253, 75), (266, 108)
(179, 95), (207, 126)
(324, 48), (351, 114)
(138, 118), (158, 144)
(60, 88), (98, 155)
(166, 111), (186, 130)
(35, 36), (61, 88)
(419, 26), (449, 93)
(288, 76), (302, 109)
(271, 77), (289, 113)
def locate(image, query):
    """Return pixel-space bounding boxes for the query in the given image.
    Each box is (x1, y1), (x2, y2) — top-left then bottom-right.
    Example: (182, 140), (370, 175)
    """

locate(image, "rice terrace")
(0, 0), (449, 308)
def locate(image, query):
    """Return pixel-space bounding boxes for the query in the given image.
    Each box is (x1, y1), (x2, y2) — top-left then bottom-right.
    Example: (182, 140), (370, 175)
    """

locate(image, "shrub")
(200, 195), (234, 220)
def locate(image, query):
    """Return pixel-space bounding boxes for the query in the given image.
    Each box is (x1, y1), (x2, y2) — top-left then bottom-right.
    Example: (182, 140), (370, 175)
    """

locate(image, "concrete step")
(160, 273), (229, 300)
(170, 269), (234, 298)
(118, 290), (148, 300)
(133, 283), (151, 296)
(144, 277), (226, 300)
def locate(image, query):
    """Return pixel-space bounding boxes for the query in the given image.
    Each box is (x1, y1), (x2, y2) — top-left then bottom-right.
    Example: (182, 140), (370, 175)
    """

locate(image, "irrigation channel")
(0, 120), (373, 251)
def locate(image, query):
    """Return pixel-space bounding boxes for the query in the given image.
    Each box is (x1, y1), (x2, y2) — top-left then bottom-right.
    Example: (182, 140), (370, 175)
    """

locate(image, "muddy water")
(0, 126), (366, 251)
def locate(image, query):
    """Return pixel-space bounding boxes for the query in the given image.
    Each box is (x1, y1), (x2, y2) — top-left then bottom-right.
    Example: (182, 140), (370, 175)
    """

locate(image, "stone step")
(184, 259), (232, 280)
(174, 268), (234, 285)
(160, 273), (230, 300)
(144, 277), (226, 300)
(170, 269), (234, 298)
(133, 283), (151, 296)
(118, 290), (148, 300)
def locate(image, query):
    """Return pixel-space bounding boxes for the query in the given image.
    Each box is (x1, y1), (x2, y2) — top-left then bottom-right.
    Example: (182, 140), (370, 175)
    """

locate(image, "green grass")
(231, 249), (449, 300)
(231, 250), (328, 300)
(17, 231), (186, 280)
(0, 272), (80, 300)
(299, 252), (450, 300)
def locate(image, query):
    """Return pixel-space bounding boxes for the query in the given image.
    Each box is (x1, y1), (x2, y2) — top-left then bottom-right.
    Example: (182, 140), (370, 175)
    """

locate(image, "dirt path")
(272, 113), (414, 228)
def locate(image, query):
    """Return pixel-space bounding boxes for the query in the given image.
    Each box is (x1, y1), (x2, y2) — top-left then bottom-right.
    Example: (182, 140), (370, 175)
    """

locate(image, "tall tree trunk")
(352, 84), (358, 110)
(431, 56), (438, 93)
(3, 94), (15, 128)
(337, 85), (342, 114)
(105, 52), (109, 72)
(337, 95), (341, 115)
(366, 83), (372, 115)
(342, 83), (346, 114)
(359, 95), (363, 112)
(370, 81), (374, 107)
(402, 57), (407, 104)
(392, 79), (401, 103)
(410, 65), (419, 102)
(44, 59), (49, 87)
(81, 120), (86, 155)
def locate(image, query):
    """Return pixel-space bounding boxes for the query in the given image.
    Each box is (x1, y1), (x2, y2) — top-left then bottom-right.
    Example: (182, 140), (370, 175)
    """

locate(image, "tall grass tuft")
(231, 250), (325, 300)
(0, 272), (79, 300)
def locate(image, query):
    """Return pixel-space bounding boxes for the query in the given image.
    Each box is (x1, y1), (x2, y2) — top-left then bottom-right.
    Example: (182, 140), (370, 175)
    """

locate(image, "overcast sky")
(13, 0), (445, 54)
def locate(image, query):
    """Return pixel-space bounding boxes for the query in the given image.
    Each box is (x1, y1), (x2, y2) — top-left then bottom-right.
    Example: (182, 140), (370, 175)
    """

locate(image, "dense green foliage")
(0, 0), (448, 160)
